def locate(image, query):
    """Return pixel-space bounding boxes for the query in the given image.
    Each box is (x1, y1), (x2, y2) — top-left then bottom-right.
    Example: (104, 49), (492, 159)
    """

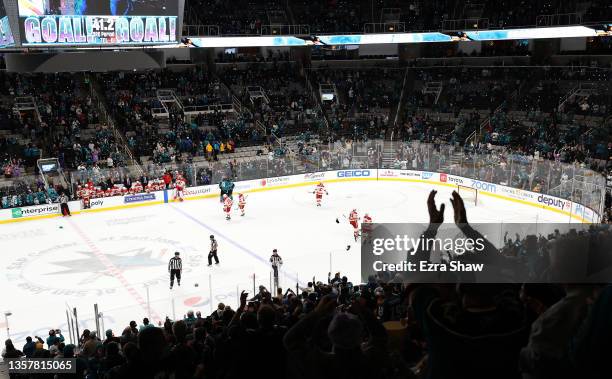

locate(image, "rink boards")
(0, 169), (600, 224)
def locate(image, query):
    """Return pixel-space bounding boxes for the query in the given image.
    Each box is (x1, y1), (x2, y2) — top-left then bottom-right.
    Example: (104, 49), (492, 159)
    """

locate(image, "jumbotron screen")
(18, 0), (179, 46)
(0, 0), (15, 48)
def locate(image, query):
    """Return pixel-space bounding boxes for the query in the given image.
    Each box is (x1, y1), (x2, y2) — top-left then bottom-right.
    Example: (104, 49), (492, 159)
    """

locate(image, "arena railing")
(39, 140), (608, 220)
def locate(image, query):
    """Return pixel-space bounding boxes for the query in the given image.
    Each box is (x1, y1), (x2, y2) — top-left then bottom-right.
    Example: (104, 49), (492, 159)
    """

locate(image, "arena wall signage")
(0, 169), (600, 223)
(124, 193), (156, 204)
(1, 203), (61, 220)
(17, 0), (179, 46)
(337, 170), (371, 178)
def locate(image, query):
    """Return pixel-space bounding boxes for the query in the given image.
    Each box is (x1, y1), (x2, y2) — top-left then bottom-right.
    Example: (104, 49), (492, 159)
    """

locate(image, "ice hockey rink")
(0, 180), (578, 341)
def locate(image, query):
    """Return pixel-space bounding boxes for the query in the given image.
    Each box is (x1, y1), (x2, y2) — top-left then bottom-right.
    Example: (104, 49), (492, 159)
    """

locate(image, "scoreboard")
(0, 0), (15, 48)
(17, 0), (180, 46)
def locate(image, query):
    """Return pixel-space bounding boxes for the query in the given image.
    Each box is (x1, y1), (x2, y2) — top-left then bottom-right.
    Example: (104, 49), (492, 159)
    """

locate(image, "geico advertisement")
(336, 170), (371, 178)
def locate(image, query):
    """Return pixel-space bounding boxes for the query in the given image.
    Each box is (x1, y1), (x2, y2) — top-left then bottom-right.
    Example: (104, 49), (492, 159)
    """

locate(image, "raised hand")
(239, 290), (248, 309)
(427, 190), (445, 225)
(450, 190), (468, 225)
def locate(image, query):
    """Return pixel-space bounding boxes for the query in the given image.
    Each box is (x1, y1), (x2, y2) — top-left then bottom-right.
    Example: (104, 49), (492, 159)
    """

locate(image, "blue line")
(169, 205), (300, 285)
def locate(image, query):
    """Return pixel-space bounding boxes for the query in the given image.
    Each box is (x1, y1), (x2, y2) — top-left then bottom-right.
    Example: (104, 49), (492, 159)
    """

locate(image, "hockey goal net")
(457, 185), (478, 206)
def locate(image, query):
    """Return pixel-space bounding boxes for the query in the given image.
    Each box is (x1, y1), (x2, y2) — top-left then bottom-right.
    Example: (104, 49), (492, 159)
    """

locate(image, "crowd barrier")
(0, 168), (600, 224)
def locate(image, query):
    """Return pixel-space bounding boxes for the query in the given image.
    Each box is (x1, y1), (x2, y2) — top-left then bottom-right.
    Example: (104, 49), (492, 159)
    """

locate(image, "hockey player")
(223, 194), (233, 220)
(238, 193), (247, 216)
(174, 175), (186, 202)
(362, 213), (372, 228)
(82, 186), (91, 209)
(349, 209), (360, 241)
(219, 177), (235, 203)
(132, 180), (143, 194)
(313, 182), (328, 207)
(361, 213), (373, 242)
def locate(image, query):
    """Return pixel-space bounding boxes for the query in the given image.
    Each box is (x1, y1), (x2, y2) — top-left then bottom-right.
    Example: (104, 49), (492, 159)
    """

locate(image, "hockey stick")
(335, 214), (348, 223)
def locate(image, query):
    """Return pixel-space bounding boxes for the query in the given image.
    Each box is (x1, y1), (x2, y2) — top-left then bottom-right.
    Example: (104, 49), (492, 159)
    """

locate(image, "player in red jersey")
(313, 182), (328, 207)
(349, 209), (360, 241)
(132, 180), (143, 194)
(223, 194), (233, 220)
(174, 175), (186, 202)
(238, 193), (247, 216)
(361, 213), (373, 241)
(81, 186), (91, 209)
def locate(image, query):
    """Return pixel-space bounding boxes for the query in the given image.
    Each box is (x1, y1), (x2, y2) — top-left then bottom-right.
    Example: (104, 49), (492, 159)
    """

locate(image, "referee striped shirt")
(168, 257), (182, 271)
(270, 254), (283, 267)
(210, 239), (218, 252)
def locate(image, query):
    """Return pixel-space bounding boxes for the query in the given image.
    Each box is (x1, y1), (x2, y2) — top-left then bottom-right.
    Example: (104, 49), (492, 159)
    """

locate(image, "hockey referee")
(169, 252), (182, 289)
(208, 235), (219, 266)
(270, 249), (283, 289)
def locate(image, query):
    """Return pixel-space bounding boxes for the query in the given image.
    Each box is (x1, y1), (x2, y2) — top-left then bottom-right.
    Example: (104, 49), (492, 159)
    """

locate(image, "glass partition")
(54, 140), (607, 219)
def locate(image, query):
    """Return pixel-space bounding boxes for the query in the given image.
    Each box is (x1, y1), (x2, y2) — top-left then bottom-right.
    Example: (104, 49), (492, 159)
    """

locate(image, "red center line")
(67, 219), (163, 325)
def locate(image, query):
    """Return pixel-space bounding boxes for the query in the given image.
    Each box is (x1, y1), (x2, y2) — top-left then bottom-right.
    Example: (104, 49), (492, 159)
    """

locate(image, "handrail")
(87, 74), (144, 175)
(390, 67), (410, 141)
(464, 102), (505, 147)
(304, 70), (332, 139)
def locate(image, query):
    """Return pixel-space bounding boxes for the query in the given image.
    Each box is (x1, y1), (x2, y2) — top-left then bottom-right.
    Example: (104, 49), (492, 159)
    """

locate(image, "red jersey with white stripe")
(349, 210), (359, 228)
(175, 179), (185, 191)
(223, 197), (233, 211)
(315, 186), (327, 197)
(238, 194), (246, 208)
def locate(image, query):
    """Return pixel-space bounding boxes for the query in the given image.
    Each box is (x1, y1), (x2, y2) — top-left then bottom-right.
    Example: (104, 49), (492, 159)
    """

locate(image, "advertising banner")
(18, 0), (179, 46)
(124, 193), (156, 204)
(183, 185), (214, 198)
(10, 203), (60, 219)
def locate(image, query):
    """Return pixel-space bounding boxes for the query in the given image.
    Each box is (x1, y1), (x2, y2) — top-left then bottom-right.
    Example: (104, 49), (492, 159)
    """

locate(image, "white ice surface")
(0, 180), (574, 341)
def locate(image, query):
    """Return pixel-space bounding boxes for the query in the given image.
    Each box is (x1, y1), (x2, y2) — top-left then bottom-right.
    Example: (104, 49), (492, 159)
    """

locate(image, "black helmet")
(210, 235), (214, 239)
(175, 252), (180, 256)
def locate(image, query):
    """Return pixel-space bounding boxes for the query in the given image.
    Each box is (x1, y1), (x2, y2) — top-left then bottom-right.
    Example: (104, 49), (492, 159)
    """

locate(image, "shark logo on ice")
(48, 248), (163, 285)
(6, 236), (201, 296)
